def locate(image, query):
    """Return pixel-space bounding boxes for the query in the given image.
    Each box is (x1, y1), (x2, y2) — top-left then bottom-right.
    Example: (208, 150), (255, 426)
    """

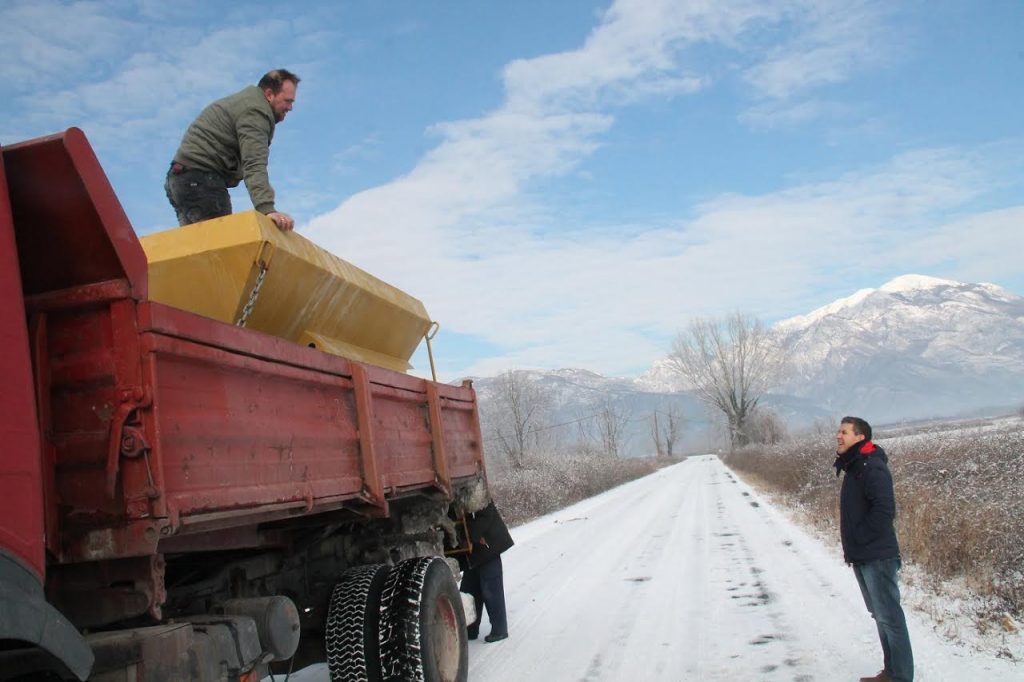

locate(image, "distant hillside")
(466, 275), (1024, 455)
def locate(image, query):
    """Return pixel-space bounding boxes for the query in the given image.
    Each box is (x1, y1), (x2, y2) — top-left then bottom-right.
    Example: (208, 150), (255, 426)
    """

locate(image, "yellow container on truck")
(140, 211), (431, 373)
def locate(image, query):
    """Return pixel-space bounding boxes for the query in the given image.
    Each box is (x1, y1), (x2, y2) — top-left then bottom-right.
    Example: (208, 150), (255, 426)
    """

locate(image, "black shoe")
(484, 633), (508, 643)
(467, 627), (479, 641)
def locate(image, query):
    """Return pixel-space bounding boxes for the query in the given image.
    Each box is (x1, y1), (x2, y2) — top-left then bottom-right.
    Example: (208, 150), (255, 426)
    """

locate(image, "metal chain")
(236, 261), (268, 327)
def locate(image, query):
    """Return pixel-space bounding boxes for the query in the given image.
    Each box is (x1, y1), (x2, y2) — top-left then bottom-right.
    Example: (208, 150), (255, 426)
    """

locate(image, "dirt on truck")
(0, 128), (486, 682)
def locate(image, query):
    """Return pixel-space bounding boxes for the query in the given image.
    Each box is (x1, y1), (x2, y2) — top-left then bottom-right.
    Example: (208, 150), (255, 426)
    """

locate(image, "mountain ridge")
(468, 274), (1024, 453)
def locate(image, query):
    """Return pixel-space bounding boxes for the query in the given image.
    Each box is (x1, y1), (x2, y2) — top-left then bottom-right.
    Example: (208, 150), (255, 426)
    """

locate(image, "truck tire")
(379, 557), (468, 682)
(326, 563), (388, 682)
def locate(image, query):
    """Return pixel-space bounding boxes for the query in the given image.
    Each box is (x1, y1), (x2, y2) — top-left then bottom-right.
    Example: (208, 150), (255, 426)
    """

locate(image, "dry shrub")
(722, 431), (837, 521)
(723, 419), (1024, 619)
(488, 452), (669, 526)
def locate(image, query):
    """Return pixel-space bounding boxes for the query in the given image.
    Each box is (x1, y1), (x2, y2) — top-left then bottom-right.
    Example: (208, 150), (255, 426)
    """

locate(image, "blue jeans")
(854, 557), (914, 682)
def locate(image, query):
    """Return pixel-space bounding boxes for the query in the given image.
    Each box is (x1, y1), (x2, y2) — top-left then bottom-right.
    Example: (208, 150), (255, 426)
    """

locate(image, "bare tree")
(573, 409), (600, 457)
(649, 413), (665, 457)
(650, 403), (685, 458)
(745, 407), (788, 445)
(668, 312), (784, 449)
(482, 370), (551, 468)
(574, 398), (632, 457)
(595, 398), (632, 458)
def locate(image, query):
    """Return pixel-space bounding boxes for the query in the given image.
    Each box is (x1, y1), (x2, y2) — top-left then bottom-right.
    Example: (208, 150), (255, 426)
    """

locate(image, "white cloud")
(0, 1), (134, 88)
(878, 206), (1024, 286)
(740, 0), (894, 126)
(317, 127), (1017, 381)
(0, 1), (294, 156)
(739, 98), (843, 129)
(501, 0), (778, 114)
(305, 0), (790, 269)
(331, 134), (384, 176)
(304, 0), (981, 379)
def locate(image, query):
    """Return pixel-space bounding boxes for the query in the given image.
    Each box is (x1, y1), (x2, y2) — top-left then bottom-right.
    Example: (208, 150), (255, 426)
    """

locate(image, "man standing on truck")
(833, 416), (914, 682)
(165, 69), (299, 232)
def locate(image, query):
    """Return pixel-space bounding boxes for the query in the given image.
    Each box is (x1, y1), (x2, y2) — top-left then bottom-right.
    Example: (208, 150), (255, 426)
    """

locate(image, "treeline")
(476, 309), (793, 524)
(487, 452), (669, 526)
(477, 370), (677, 524)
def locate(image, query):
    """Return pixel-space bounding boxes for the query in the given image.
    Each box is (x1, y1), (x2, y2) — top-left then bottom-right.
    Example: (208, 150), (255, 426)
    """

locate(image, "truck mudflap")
(0, 552), (94, 681)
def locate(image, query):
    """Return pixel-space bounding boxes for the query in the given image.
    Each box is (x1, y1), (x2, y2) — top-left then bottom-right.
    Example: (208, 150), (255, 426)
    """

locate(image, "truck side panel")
(31, 296), (484, 567)
(147, 331), (368, 524)
(130, 301), (483, 536)
(0, 131), (97, 682)
(0, 119), (45, 581)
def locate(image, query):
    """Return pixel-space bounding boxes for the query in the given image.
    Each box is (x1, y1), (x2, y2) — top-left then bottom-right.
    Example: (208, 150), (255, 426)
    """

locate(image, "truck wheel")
(379, 557), (468, 682)
(326, 563), (388, 682)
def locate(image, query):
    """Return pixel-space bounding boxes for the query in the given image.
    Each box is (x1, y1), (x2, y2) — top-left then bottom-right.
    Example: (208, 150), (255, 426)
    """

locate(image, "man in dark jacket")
(834, 416), (913, 682)
(165, 69), (298, 231)
(458, 500), (513, 643)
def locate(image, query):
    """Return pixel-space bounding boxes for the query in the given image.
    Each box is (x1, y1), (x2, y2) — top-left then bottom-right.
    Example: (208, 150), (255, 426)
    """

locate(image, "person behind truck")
(165, 69), (298, 232)
(458, 500), (513, 643)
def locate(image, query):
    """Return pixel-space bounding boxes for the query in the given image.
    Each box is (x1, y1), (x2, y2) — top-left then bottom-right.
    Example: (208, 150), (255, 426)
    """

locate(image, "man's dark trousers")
(164, 163), (232, 226)
(463, 556), (507, 638)
(854, 557), (914, 682)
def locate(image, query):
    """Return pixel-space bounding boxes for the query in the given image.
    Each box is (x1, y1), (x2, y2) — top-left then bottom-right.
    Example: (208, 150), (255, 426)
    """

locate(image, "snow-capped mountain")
(771, 274), (1024, 419)
(467, 275), (1023, 454)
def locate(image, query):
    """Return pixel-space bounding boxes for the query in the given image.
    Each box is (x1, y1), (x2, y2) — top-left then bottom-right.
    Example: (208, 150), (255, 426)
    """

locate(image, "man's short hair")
(259, 69), (301, 94)
(841, 416), (872, 441)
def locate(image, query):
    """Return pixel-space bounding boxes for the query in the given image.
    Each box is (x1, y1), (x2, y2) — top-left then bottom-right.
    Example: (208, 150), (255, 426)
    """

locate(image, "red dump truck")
(0, 129), (486, 681)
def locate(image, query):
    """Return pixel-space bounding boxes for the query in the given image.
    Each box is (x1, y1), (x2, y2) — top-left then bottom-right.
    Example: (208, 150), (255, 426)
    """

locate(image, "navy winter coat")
(835, 441), (901, 564)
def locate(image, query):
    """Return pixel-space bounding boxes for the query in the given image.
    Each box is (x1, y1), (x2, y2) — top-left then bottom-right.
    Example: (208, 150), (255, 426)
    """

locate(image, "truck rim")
(430, 591), (461, 682)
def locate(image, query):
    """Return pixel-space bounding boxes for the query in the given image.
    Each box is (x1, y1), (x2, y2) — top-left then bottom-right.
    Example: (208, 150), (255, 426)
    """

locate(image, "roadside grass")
(487, 452), (672, 526)
(721, 417), (1024, 633)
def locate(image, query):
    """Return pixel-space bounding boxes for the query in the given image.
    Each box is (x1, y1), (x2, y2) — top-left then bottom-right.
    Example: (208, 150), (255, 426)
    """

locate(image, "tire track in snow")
(468, 461), (709, 680)
(470, 456), (835, 680)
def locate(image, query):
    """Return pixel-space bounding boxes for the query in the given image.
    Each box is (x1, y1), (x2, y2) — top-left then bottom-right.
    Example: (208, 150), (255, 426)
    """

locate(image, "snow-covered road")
(288, 456), (1019, 681)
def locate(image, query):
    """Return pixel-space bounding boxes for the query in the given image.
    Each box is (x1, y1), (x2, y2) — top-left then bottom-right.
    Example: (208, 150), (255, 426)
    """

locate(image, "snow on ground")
(281, 456), (1021, 681)
(876, 414), (1020, 447)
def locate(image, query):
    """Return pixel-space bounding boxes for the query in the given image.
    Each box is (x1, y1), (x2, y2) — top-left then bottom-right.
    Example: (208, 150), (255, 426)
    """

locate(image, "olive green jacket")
(173, 85), (278, 213)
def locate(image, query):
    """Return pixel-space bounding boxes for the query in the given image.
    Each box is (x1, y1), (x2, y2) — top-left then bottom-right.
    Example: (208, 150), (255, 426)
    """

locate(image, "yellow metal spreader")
(141, 211), (431, 373)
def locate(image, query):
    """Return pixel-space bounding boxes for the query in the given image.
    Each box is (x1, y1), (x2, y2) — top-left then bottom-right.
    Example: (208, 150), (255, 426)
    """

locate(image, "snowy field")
(876, 414), (1021, 448)
(281, 456), (1020, 681)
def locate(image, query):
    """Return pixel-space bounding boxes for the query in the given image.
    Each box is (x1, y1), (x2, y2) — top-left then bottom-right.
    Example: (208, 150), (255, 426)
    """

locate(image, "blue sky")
(3, 0), (1022, 380)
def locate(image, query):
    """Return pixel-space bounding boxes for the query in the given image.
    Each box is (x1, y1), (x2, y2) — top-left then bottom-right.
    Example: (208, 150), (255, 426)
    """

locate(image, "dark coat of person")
(460, 501), (513, 569)
(834, 440), (901, 564)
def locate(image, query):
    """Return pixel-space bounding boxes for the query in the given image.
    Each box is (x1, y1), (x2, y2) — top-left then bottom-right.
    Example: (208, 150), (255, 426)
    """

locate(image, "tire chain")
(326, 564), (387, 682)
(378, 557), (434, 682)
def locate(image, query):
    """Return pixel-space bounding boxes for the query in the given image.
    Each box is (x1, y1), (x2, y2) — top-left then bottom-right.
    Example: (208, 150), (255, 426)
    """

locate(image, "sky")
(3, 0), (1023, 381)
